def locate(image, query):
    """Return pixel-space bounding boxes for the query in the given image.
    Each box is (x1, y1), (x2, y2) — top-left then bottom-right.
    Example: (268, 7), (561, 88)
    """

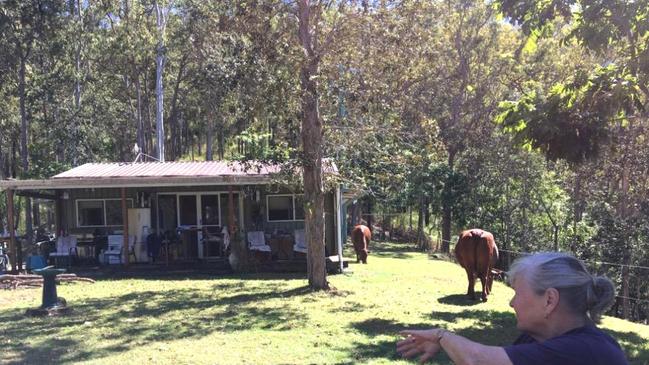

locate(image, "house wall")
(242, 185), (336, 254)
(62, 184), (338, 254)
(61, 187), (137, 235)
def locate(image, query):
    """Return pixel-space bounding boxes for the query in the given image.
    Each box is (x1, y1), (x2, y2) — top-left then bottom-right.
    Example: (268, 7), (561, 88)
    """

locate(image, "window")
(267, 194), (304, 222)
(77, 200), (104, 226)
(77, 199), (133, 227)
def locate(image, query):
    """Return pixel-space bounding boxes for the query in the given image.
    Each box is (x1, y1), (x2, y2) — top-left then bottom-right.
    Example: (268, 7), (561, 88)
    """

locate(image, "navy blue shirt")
(504, 324), (628, 365)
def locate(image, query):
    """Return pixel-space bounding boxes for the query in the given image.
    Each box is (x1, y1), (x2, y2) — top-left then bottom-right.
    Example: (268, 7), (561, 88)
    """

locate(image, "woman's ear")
(544, 288), (560, 317)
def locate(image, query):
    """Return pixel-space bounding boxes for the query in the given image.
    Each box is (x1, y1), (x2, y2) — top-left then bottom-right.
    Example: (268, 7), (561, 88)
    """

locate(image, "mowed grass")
(1, 242), (648, 365)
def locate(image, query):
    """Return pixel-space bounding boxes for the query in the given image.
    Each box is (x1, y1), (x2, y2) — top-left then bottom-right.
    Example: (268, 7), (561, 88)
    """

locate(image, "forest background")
(0, 0), (648, 322)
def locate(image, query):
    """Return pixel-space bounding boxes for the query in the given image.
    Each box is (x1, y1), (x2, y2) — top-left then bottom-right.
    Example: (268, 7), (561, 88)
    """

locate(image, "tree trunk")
(6, 189), (17, 273)
(69, 0), (83, 166)
(121, 188), (129, 267)
(441, 151), (455, 252)
(32, 201), (40, 229)
(143, 71), (154, 154)
(298, 0), (327, 291)
(154, 1), (167, 162)
(417, 193), (425, 250)
(366, 199), (373, 232)
(619, 158), (631, 319)
(424, 196), (430, 226)
(168, 54), (187, 161)
(218, 130), (224, 160)
(19, 51), (32, 263)
(135, 71), (145, 156)
(206, 113), (214, 161)
(351, 202), (359, 227)
(537, 195), (559, 251)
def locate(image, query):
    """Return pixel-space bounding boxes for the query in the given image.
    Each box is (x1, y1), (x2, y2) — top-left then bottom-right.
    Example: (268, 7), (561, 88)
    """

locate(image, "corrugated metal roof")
(53, 160), (337, 179)
(54, 161), (274, 179)
(0, 160), (339, 191)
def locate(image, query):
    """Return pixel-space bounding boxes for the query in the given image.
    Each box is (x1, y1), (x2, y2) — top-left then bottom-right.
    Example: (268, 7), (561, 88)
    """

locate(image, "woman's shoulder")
(506, 325), (628, 365)
(560, 324), (621, 347)
(549, 325), (627, 364)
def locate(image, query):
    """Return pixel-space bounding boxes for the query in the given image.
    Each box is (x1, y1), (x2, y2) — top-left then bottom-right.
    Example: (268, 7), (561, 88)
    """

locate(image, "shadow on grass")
(0, 284), (313, 365)
(605, 328), (649, 365)
(342, 310), (516, 364)
(344, 310), (648, 365)
(332, 338), (407, 365)
(337, 300), (369, 313)
(437, 294), (484, 307)
(75, 270), (310, 283)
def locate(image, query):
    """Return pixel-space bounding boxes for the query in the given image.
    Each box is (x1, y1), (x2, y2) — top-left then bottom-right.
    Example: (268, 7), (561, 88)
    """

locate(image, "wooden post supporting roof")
(122, 188), (129, 267)
(55, 191), (62, 237)
(228, 185), (236, 235)
(335, 185), (344, 272)
(6, 189), (17, 273)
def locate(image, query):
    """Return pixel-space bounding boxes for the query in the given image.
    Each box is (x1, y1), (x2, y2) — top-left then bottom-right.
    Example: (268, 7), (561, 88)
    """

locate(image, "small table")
(76, 240), (96, 261)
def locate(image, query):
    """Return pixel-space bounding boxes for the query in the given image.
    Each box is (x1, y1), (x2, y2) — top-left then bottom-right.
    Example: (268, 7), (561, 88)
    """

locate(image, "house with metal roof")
(0, 160), (347, 272)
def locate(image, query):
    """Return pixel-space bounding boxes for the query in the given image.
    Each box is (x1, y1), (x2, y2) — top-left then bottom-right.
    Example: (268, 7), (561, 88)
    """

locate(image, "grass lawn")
(1, 241), (648, 365)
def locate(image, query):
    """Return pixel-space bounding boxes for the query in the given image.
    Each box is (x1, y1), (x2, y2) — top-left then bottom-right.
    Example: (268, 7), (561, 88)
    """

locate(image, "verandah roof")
(0, 160), (339, 191)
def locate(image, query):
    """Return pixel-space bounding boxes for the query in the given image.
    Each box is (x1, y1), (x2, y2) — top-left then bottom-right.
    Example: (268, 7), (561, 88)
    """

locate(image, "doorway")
(157, 192), (241, 260)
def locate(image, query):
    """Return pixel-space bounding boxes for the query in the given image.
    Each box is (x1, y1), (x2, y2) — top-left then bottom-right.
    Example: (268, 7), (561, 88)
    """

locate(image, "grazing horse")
(454, 229), (499, 301)
(351, 225), (371, 264)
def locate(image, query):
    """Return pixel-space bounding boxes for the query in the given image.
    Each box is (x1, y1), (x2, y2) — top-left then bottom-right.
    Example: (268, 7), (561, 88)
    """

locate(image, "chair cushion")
(249, 245), (271, 252)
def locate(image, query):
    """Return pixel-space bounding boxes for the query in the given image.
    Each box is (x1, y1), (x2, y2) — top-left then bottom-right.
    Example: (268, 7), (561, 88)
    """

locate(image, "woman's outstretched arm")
(398, 329), (513, 365)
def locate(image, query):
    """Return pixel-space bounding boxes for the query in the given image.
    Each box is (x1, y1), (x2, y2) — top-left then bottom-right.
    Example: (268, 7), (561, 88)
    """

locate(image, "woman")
(397, 252), (628, 365)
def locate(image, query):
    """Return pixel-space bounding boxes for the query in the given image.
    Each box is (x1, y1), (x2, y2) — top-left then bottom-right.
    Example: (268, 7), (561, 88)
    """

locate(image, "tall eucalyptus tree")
(496, 0), (649, 319)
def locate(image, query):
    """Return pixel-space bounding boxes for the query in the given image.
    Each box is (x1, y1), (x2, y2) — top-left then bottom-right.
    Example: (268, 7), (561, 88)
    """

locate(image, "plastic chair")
(293, 229), (307, 254)
(26, 255), (47, 272)
(49, 236), (78, 267)
(103, 235), (136, 264)
(247, 231), (271, 252)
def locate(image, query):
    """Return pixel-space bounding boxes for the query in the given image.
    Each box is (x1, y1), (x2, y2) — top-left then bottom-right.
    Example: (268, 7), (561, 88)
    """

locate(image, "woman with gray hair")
(397, 252), (628, 365)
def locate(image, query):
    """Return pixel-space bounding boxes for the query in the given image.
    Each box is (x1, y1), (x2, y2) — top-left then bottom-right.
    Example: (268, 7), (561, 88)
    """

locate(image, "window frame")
(266, 194), (305, 222)
(76, 198), (133, 228)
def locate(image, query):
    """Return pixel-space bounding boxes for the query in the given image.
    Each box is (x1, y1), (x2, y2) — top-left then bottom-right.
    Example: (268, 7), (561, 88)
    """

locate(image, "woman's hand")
(397, 330), (443, 364)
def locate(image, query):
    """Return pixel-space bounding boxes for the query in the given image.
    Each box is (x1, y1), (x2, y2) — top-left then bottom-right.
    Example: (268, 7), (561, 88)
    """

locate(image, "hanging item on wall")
(243, 185), (259, 201)
(136, 191), (150, 208)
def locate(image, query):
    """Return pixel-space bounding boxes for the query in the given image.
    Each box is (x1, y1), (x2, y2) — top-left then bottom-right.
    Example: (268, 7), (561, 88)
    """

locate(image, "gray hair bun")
(588, 276), (616, 323)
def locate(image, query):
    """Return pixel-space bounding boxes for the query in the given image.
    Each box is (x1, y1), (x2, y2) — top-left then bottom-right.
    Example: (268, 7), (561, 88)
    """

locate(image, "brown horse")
(351, 225), (371, 264)
(454, 229), (499, 301)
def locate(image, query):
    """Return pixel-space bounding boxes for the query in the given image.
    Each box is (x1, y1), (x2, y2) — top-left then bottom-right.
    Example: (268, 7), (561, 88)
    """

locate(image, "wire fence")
(431, 237), (649, 307)
(345, 216), (649, 313)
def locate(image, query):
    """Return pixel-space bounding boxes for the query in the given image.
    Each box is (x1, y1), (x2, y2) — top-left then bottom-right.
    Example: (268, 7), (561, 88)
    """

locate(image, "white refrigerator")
(128, 208), (151, 263)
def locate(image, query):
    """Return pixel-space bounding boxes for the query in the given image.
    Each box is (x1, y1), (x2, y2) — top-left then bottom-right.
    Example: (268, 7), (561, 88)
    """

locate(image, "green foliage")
(494, 0), (649, 321)
(233, 129), (295, 162)
(496, 65), (643, 163)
